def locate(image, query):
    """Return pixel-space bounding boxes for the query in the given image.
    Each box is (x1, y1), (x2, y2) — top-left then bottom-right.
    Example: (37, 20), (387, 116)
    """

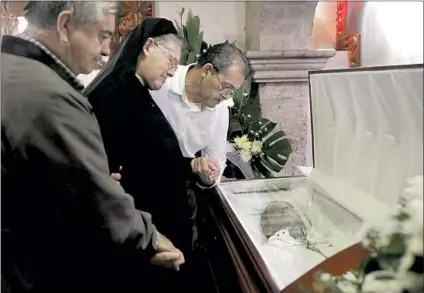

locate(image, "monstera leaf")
(246, 117), (277, 141)
(255, 130), (292, 175)
(232, 78), (251, 109)
(228, 78), (253, 139)
(228, 117), (243, 138)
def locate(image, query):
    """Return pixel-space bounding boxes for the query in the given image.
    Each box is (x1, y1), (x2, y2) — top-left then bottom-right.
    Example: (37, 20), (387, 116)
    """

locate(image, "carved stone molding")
(247, 50), (336, 83)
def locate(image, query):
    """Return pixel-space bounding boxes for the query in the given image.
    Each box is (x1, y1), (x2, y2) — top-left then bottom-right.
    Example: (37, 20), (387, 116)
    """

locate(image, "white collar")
(135, 74), (145, 86)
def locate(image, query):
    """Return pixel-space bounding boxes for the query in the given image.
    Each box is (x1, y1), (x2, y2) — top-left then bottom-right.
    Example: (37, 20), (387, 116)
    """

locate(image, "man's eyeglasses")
(212, 65), (235, 99)
(155, 43), (179, 73)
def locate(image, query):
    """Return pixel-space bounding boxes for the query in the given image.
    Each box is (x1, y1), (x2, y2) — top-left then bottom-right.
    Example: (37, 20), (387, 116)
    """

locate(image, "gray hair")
(153, 33), (184, 53)
(24, 1), (119, 28)
(196, 42), (250, 79)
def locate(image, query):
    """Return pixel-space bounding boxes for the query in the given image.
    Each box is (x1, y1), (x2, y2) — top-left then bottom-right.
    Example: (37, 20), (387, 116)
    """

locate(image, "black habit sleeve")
(28, 92), (158, 257)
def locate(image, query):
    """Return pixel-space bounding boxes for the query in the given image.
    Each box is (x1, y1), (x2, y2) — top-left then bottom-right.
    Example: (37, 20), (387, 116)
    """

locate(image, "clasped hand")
(109, 167), (185, 271)
(150, 234), (185, 271)
(191, 157), (220, 186)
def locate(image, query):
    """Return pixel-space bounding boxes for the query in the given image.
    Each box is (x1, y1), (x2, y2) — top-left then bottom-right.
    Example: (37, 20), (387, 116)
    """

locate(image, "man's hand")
(151, 250), (185, 271)
(207, 158), (220, 182)
(151, 233), (185, 271)
(110, 166), (122, 184)
(191, 157), (220, 185)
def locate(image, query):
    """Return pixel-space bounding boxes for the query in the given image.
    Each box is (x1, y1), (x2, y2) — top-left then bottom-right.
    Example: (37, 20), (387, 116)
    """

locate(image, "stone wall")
(245, 2), (336, 175)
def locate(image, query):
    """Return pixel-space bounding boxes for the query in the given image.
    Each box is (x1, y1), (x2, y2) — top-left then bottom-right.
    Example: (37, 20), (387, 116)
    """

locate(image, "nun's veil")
(84, 18), (178, 93)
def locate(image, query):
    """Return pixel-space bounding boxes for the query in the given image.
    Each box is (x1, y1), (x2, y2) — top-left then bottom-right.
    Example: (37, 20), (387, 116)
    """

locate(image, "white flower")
(397, 252), (416, 273)
(233, 135), (251, 150)
(239, 149), (252, 162)
(376, 235), (391, 248)
(362, 271), (403, 293)
(398, 271), (424, 291)
(319, 273), (332, 283)
(402, 175), (423, 202)
(251, 140), (262, 154)
(342, 271), (358, 283)
(243, 93), (248, 97)
(407, 234), (423, 256)
(362, 238), (371, 248)
(337, 280), (357, 293)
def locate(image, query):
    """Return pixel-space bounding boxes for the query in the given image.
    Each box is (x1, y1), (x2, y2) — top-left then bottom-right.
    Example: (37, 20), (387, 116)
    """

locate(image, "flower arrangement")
(305, 175), (423, 293)
(228, 78), (293, 178)
(232, 134), (263, 163)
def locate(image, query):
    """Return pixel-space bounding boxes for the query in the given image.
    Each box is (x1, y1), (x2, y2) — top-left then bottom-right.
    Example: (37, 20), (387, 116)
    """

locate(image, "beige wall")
(155, 2), (246, 50)
(310, 2), (337, 49)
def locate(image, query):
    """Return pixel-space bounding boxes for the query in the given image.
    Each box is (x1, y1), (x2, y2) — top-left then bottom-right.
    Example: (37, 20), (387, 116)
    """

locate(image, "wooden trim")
(207, 188), (273, 293)
(283, 243), (370, 293)
(110, 1), (155, 55)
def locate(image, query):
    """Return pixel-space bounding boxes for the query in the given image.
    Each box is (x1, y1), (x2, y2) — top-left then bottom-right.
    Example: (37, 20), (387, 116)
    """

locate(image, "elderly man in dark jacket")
(1, 1), (184, 291)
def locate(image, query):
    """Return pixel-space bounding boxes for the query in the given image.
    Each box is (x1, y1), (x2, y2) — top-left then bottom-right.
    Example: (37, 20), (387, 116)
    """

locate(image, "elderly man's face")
(200, 64), (245, 108)
(63, 13), (115, 75)
(136, 39), (181, 91)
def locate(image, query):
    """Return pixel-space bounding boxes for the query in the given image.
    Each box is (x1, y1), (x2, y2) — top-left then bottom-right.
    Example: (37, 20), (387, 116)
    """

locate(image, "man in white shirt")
(151, 42), (250, 187)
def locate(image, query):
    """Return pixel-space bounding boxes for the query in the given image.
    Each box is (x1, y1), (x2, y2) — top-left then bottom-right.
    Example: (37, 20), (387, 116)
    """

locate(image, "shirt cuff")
(196, 181), (216, 189)
(152, 230), (161, 251)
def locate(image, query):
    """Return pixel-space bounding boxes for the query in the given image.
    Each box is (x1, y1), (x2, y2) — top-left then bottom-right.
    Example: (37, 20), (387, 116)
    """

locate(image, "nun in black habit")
(84, 18), (205, 290)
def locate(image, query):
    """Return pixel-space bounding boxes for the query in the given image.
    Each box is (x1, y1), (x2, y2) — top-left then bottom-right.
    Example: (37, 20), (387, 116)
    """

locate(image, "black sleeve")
(28, 94), (158, 257)
(182, 157), (193, 178)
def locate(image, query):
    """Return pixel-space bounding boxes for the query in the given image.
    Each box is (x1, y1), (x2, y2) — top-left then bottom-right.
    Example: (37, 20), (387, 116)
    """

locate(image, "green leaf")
(179, 53), (188, 65)
(382, 233), (406, 255)
(183, 25), (188, 41)
(297, 286), (312, 293)
(394, 211), (411, 221)
(186, 51), (197, 64)
(192, 32), (203, 55)
(228, 117), (243, 139)
(233, 78), (251, 108)
(174, 20), (183, 37)
(262, 131), (292, 167)
(187, 16), (201, 49)
(252, 159), (273, 178)
(357, 257), (372, 280)
(259, 156), (282, 173)
(247, 118), (277, 141)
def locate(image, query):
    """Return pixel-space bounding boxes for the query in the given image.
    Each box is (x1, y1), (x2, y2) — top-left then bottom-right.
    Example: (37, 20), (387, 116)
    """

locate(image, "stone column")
(245, 2), (336, 176)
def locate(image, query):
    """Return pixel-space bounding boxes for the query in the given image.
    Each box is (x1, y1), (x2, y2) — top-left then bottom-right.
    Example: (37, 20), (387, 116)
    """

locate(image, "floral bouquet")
(228, 80), (293, 178)
(232, 134), (263, 163)
(305, 175), (423, 293)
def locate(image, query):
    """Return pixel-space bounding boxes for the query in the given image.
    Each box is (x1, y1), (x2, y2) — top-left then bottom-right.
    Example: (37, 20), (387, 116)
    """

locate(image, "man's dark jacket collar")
(1, 35), (84, 92)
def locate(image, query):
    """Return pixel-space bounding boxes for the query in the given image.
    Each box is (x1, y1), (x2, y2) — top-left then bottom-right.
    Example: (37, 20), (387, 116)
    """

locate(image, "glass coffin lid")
(216, 177), (362, 292)
(216, 64), (423, 292)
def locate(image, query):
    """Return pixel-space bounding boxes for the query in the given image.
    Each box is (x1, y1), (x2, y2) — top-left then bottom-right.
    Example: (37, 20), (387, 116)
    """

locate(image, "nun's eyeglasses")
(155, 43), (179, 72)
